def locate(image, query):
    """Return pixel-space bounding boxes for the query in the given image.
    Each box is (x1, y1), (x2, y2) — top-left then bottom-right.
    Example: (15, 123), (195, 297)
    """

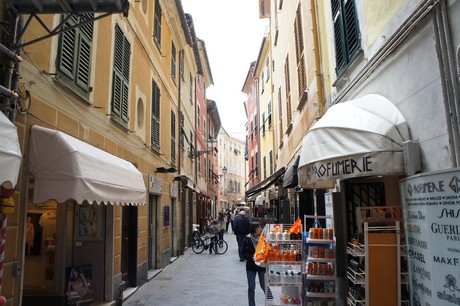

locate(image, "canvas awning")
(245, 167), (285, 198)
(298, 94), (409, 189)
(255, 194), (265, 205)
(28, 125), (146, 205)
(0, 112), (22, 189)
(282, 155), (300, 188)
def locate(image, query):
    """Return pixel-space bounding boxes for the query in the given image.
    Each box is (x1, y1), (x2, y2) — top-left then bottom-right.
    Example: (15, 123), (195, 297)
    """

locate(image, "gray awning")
(28, 125), (146, 205)
(282, 155), (300, 188)
(245, 167), (285, 198)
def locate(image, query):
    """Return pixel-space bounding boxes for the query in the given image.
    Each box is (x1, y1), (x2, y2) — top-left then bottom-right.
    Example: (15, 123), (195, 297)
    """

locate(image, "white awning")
(255, 194), (265, 205)
(28, 125), (146, 205)
(0, 112), (22, 189)
(298, 94), (409, 189)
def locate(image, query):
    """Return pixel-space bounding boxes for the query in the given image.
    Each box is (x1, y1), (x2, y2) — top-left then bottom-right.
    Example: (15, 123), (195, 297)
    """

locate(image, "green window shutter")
(171, 110), (176, 163)
(57, 14), (93, 96)
(332, 0), (360, 74)
(154, 1), (162, 46)
(151, 80), (161, 152)
(112, 24), (131, 124)
(344, 0), (360, 59)
(58, 25), (76, 79)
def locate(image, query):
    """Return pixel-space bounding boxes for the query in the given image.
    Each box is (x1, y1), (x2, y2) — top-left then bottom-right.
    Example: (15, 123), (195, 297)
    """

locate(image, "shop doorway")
(121, 206), (137, 287)
(148, 195), (160, 269)
(345, 182), (385, 241)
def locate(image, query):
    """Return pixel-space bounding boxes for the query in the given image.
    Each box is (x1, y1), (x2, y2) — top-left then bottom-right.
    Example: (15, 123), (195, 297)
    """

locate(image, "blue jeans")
(246, 270), (266, 306)
(236, 234), (245, 259)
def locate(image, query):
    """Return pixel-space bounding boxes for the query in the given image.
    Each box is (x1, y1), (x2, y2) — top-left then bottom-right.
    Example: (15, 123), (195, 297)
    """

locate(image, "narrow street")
(124, 231), (265, 306)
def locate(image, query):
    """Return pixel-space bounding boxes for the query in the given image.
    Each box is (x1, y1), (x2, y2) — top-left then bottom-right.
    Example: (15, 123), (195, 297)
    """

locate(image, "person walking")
(216, 212), (226, 241)
(230, 209), (236, 233)
(242, 223), (270, 306)
(233, 209), (250, 261)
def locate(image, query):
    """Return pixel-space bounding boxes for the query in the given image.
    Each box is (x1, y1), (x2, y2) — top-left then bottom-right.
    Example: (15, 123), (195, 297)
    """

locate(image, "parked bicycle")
(192, 233), (228, 255)
(192, 224), (201, 248)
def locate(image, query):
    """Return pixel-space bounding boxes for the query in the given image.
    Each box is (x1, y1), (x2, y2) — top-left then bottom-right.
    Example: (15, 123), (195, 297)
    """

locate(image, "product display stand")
(305, 232), (336, 306)
(347, 221), (404, 306)
(265, 224), (304, 306)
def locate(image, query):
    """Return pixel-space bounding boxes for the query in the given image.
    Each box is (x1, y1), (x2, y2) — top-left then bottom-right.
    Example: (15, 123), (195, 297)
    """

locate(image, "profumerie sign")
(303, 151), (404, 185)
(400, 168), (460, 306)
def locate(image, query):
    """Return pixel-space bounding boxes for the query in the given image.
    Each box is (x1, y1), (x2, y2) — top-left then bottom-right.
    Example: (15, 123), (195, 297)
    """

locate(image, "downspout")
(311, 0), (325, 118)
(433, 0), (460, 166)
(194, 77), (198, 227)
(178, 56), (184, 254)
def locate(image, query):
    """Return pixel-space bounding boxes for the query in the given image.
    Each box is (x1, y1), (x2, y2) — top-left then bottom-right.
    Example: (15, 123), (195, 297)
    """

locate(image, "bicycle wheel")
(192, 239), (205, 254)
(213, 239), (228, 254)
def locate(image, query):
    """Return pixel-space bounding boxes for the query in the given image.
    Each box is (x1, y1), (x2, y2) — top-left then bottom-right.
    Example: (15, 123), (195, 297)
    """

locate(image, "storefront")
(297, 94), (415, 304)
(23, 125), (146, 305)
(245, 167), (285, 222)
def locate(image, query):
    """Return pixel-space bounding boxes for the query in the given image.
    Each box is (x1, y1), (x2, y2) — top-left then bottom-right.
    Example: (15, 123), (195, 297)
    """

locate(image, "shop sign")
(400, 168), (460, 306)
(170, 183), (178, 199)
(301, 152), (403, 186)
(186, 179), (195, 190)
(148, 175), (162, 195)
(324, 193), (334, 228)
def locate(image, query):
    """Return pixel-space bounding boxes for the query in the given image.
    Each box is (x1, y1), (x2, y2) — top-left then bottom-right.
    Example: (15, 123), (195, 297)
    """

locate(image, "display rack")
(265, 224), (304, 306)
(305, 236), (336, 305)
(347, 221), (404, 306)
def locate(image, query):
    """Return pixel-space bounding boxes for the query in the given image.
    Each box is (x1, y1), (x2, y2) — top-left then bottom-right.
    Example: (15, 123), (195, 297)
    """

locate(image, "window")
(284, 55), (292, 124)
(57, 13), (94, 98)
(189, 73), (193, 102)
(269, 150), (274, 175)
(266, 57), (270, 81)
(153, 0), (162, 46)
(171, 42), (176, 82)
(198, 155), (201, 176)
(111, 24), (131, 126)
(278, 89), (283, 143)
(331, 0), (360, 74)
(197, 105), (201, 128)
(261, 72), (265, 93)
(255, 152), (259, 178)
(262, 112), (266, 135)
(171, 110), (176, 164)
(251, 156), (254, 178)
(263, 156), (267, 179)
(204, 157), (207, 180)
(268, 101), (272, 126)
(294, 5), (307, 98)
(180, 49), (184, 80)
(151, 80), (161, 152)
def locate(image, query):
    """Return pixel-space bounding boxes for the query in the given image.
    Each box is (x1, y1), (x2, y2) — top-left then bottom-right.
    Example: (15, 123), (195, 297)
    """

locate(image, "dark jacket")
(233, 214), (250, 235)
(242, 235), (265, 272)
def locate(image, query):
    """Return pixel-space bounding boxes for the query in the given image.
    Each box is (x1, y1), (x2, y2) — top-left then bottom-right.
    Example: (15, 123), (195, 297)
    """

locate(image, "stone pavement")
(123, 231), (265, 306)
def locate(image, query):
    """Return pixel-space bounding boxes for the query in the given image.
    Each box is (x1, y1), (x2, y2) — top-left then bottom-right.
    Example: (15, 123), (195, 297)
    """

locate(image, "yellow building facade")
(0, 1), (200, 305)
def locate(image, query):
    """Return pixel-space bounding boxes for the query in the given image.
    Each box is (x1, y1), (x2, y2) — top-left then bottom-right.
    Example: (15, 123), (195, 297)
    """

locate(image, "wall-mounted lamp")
(155, 167), (177, 173)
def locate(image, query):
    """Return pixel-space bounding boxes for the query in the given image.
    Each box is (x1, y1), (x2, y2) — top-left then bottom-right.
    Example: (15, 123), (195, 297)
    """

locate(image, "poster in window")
(65, 264), (94, 305)
(164, 205), (170, 228)
(75, 202), (102, 241)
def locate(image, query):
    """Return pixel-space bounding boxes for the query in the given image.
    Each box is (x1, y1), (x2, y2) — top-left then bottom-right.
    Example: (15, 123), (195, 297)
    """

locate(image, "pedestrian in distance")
(217, 212), (226, 241)
(242, 223), (272, 306)
(233, 209), (250, 261)
(230, 209), (236, 233)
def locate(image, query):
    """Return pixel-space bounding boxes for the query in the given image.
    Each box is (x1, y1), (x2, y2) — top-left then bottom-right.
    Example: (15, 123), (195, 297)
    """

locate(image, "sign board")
(170, 183), (178, 199)
(148, 175), (162, 195)
(400, 168), (460, 306)
(324, 192), (334, 228)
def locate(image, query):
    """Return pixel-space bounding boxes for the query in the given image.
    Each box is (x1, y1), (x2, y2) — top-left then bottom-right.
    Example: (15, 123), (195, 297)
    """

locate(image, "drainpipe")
(433, 0), (460, 167)
(177, 58), (184, 255)
(311, 0), (325, 118)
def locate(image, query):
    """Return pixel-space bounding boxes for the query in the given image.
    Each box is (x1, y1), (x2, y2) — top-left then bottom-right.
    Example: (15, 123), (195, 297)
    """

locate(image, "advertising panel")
(400, 168), (460, 306)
